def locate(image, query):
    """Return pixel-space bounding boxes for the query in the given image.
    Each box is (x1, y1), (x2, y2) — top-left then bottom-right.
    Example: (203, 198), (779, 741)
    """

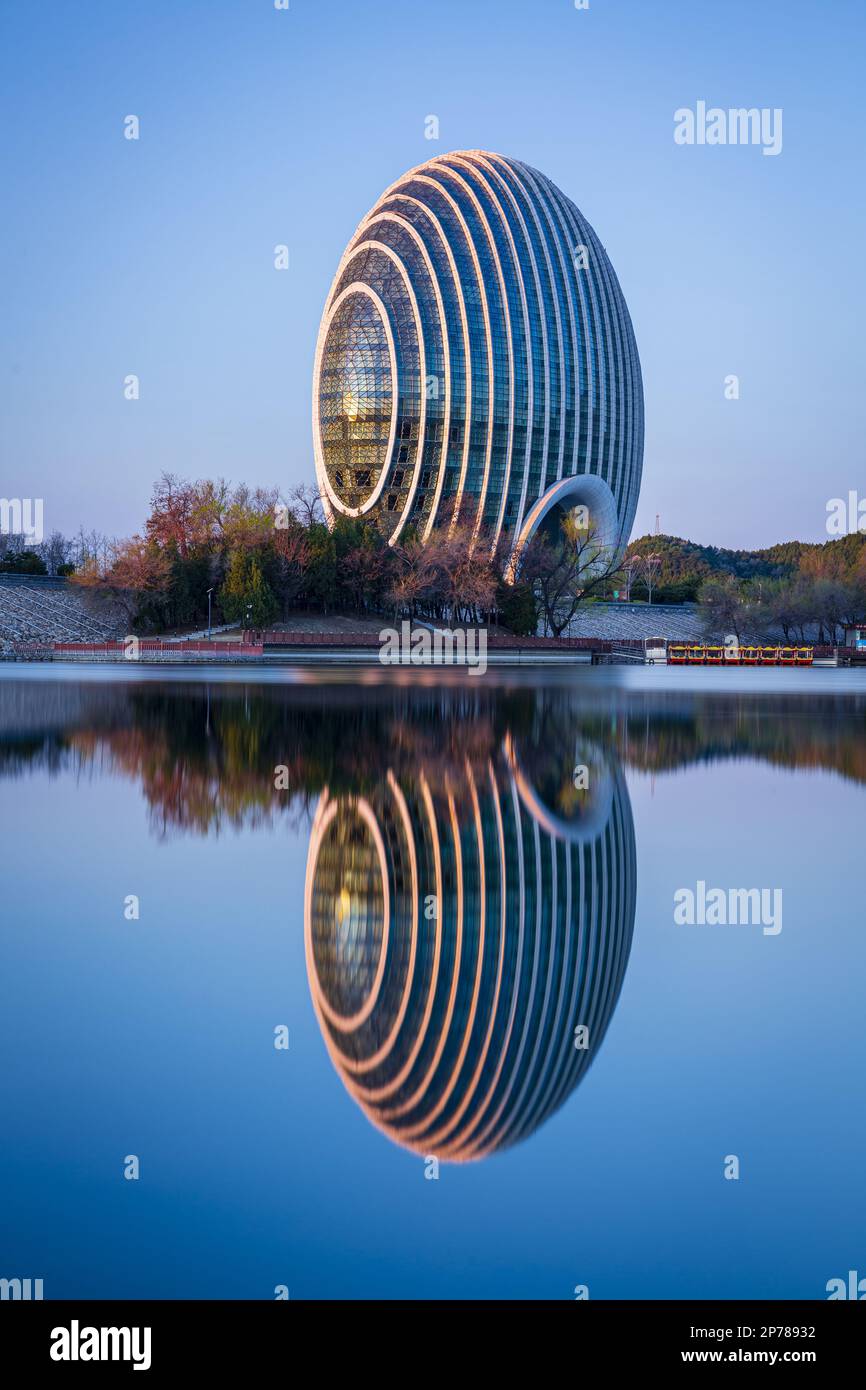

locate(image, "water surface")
(1, 665), (864, 1299)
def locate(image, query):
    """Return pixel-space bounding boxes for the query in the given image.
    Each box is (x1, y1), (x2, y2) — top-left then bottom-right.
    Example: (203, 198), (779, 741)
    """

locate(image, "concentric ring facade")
(304, 745), (636, 1161)
(312, 149), (644, 571)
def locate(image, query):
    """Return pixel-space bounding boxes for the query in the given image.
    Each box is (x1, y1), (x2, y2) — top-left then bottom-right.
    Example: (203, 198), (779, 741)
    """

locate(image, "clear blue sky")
(2, 0), (863, 549)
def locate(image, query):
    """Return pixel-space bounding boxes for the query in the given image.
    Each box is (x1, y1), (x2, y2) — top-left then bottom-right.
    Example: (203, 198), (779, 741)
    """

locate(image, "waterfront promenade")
(3, 578), (851, 668)
(0, 574), (704, 654)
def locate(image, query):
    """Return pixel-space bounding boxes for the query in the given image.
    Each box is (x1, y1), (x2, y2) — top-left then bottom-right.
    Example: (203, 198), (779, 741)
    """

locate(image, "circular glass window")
(317, 292), (393, 510)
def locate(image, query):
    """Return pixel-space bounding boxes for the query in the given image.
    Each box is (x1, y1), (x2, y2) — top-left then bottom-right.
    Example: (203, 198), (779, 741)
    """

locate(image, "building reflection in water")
(8, 676), (862, 1158)
(304, 724), (636, 1162)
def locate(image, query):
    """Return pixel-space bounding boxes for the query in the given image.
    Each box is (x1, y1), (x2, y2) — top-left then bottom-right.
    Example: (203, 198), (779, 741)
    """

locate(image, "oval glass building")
(304, 722), (636, 1161)
(312, 150), (644, 573)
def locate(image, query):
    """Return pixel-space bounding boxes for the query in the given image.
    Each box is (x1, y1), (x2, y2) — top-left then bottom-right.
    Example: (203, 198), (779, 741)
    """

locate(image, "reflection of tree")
(0, 683), (865, 837)
(612, 695), (866, 785)
(0, 685), (537, 836)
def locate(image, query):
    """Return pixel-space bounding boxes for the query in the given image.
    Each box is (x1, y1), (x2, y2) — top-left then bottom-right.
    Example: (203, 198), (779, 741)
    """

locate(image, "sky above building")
(2, 0), (863, 550)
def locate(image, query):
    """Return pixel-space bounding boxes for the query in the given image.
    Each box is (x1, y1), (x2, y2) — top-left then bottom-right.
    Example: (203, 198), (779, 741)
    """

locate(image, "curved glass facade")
(304, 730), (637, 1162)
(312, 150), (644, 569)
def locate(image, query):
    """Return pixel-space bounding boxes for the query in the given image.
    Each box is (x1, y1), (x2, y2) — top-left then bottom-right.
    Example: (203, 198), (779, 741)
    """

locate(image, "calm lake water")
(1, 664), (865, 1300)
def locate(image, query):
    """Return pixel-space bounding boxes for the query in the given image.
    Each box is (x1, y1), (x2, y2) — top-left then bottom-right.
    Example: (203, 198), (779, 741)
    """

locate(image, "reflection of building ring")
(502, 730), (614, 843)
(304, 752), (636, 1162)
(304, 795), (391, 1031)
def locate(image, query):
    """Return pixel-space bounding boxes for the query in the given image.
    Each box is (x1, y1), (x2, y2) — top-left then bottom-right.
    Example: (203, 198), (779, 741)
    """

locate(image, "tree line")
(625, 530), (866, 604)
(0, 527), (113, 577)
(697, 552), (866, 644)
(10, 473), (864, 640)
(66, 473), (624, 636)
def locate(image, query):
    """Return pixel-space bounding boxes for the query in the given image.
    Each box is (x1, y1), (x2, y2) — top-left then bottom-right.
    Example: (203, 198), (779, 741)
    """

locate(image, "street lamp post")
(206, 587), (213, 640)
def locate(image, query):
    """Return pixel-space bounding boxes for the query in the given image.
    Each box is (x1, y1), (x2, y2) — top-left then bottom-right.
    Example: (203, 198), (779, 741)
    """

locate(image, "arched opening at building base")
(506, 474), (624, 584)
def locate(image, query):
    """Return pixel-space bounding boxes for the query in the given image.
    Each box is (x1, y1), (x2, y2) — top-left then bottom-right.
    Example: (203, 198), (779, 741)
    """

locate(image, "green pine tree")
(246, 556), (278, 627)
(219, 548), (249, 624)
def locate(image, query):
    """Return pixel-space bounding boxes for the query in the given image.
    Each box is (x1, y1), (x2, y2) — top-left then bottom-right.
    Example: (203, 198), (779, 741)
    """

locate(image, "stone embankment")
(0, 575), (122, 648)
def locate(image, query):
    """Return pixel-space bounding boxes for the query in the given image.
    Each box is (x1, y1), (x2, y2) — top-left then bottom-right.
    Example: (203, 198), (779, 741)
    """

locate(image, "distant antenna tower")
(654, 513), (660, 536)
